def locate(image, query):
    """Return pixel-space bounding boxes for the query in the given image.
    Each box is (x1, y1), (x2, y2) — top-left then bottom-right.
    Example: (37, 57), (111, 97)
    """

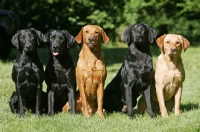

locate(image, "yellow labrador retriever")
(138, 34), (190, 118)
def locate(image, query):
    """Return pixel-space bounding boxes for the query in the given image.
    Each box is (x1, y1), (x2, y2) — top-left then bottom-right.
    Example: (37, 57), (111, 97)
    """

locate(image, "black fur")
(44, 30), (76, 115)
(9, 28), (45, 117)
(103, 24), (157, 118)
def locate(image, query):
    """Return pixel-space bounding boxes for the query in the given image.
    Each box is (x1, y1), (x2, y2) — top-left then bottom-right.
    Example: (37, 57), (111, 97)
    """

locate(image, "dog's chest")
(16, 63), (41, 89)
(83, 63), (105, 98)
(54, 69), (68, 82)
(162, 70), (182, 96)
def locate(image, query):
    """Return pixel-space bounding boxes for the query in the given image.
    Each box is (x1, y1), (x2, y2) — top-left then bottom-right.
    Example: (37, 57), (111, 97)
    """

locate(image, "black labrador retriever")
(43, 30), (76, 115)
(9, 28), (45, 117)
(103, 24), (157, 118)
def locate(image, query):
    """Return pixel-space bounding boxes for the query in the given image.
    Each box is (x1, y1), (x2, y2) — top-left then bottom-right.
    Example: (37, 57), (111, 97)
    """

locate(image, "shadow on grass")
(181, 103), (200, 112)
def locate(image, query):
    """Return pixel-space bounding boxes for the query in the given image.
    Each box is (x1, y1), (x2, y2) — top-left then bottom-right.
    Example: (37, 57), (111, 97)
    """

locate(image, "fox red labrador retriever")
(64, 25), (109, 118)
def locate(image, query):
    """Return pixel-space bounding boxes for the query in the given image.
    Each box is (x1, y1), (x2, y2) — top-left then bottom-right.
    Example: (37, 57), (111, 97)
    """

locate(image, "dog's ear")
(75, 27), (83, 44)
(123, 24), (134, 45)
(156, 34), (167, 53)
(101, 29), (109, 44)
(31, 28), (44, 45)
(43, 29), (54, 43)
(144, 24), (157, 43)
(181, 36), (190, 52)
(62, 30), (75, 48)
(11, 31), (20, 50)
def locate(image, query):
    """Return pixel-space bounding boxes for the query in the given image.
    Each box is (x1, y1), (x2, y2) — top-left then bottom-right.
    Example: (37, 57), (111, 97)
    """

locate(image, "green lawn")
(0, 45), (199, 132)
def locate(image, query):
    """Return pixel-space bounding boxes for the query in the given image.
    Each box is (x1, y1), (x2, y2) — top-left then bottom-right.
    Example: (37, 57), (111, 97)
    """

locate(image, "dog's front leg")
(78, 81), (90, 117)
(9, 91), (18, 113)
(68, 88), (75, 114)
(96, 83), (104, 118)
(124, 82), (135, 118)
(35, 84), (42, 116)
(156, 85), (168, 117)
(16, 84), (25, 117)
(48, 90), (55, 115)
(143, 85), (156, 118)
(174, 86), (182, 115)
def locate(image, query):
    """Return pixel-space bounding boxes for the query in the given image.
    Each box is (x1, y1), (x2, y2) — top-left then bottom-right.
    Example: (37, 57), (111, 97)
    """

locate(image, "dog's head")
(43, 30), (75, 56)
(156, 34), (190, 56)
(11, 28), (43, 54)
(123, 24), (157, 45)
(75, 25), (109, 49)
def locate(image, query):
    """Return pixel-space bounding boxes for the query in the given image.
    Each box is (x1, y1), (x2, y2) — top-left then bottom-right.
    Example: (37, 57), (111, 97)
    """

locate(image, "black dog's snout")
(53, 45), (59, 49)
(135, 33), (142, 38)
(26, 43), (32, 49)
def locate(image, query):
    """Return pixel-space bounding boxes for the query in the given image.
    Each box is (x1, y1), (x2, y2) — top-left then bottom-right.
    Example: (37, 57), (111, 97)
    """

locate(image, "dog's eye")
(131, 28), (136, 32)
(176, 42), (180, 45)
(30, 34), (34, 39)
(50, 36), (55, 41)
(20, 36), (25, 41)
(85, 30), (89, 33)
(95, 31), (99, 35)
(166, 41), (169, 44)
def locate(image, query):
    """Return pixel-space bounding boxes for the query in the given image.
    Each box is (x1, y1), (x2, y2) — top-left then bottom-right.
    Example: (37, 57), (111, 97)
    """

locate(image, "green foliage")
(123, 0), (200, 44)
(0, 0), (200, 44)
(0, 0), (125, 39)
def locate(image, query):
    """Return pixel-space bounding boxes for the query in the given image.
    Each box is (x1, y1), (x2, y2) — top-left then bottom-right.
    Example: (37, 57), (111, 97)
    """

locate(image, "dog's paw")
(83, 110), (90, 118)
(62, 102), (70, 113)
(96, 110), (104, 118)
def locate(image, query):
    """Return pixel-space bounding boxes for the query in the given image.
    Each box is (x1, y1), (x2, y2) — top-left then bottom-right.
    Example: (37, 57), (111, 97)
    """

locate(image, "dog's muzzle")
(133, 34), (144, 43)
(169, 47), (177, 55)
(87, 37), (95, 47)
(24, 43), (33, 52)
(52, 44), (60, 56)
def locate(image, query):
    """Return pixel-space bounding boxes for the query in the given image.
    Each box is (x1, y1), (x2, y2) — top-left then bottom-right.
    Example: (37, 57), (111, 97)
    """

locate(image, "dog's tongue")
(53, 52), (59, 56)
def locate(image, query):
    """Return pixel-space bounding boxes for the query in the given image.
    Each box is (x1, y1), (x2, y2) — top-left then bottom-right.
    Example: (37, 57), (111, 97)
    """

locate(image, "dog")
(138, 34), (190, 118)
(8, 28), (45, 117)
(62, 91), (82, 114)
(74, 25), (109, 118)
(103, 24), (157, 118)
(43, 30), (76, 115)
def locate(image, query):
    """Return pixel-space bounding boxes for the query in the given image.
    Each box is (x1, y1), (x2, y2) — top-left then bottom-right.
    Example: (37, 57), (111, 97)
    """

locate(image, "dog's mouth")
(168, 52), (177, 57)
(53, 52), (59, 56)
(87, 43), (95, 48)
(52, 44), (60, 56)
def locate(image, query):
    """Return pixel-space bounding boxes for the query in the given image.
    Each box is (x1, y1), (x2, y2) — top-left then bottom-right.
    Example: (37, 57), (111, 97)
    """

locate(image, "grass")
(0, 44), (200, 132)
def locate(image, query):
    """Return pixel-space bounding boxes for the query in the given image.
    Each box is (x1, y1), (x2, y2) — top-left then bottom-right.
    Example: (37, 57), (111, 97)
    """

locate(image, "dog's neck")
(129, 42), (151, 55)
(129, 43), (137, 50)
(52, 52), (72, 69)
(81, 44), (103, 65)
(164, 54), (182, 70)
(15, 51), (39, 67)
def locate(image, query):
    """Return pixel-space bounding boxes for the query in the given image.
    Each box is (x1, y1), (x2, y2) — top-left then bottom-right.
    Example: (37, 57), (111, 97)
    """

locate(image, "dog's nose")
(170, 47), (176, 52)
(53, 45), (58, 49)
(26, 43), (32, 49)
(135, 33), (141, 38)
(88, 37), (94, 42)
